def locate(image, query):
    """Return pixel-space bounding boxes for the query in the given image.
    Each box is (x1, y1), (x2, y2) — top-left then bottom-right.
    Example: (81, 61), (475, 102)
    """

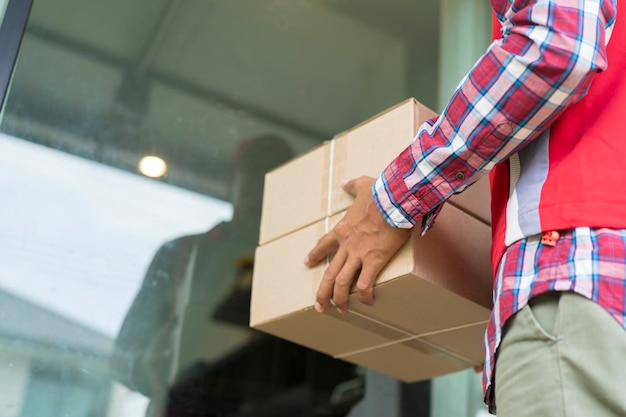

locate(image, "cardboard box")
(259, 98), (490, 246)
(328, 99), (438, 216)
(449, 175), (491, 225)
(259, 143), (331, 246)
(260, 99), (437, 245)
(252, 98), (493, 382)
(251, 203), (492, 382)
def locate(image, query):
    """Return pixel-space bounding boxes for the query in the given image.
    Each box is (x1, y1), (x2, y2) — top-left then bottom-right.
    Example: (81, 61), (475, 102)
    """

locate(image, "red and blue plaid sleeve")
(373, 0), (617, 228)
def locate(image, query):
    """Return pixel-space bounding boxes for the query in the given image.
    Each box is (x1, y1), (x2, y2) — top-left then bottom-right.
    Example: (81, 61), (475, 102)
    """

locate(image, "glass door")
(0, 1), (480, 416)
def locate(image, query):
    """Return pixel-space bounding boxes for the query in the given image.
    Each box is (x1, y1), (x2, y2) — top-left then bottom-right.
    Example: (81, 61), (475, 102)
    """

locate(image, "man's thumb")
(342, 176), (376, 197)
(341, 178), (357, 196)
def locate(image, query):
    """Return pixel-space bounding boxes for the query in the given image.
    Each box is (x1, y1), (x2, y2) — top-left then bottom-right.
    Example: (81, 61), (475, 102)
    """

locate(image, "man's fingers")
(332, 257), (362, 314)
(305, 232), (339, 267)
(306, 175), (393, 314)
(315, 250), (347, 313)
(355, 263), (380, 306)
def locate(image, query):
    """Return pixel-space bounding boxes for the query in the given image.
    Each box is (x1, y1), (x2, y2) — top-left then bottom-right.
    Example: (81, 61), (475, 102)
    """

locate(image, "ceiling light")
(139, 155), (167, 178)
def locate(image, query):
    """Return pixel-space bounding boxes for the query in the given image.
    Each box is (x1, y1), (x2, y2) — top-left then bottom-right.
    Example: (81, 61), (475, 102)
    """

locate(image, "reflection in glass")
(0, 133), (232, 416)
(113, 135), (362, 416)
(139, 155), (168, 178)
(0, 0), (447, 415)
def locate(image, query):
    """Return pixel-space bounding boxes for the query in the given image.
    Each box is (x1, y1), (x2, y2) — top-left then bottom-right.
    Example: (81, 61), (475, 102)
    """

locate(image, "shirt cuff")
(372, 175), (445, 234)
(372, 175), (418, 229)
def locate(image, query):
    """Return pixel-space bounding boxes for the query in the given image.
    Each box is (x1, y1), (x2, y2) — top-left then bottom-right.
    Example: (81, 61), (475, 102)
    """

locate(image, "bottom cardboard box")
(250, 203), (492, 382)
(336, 320), (487, 382)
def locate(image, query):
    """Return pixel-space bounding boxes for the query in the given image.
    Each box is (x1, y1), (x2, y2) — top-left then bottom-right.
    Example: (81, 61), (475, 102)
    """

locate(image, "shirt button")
(455, 171), (465, 181)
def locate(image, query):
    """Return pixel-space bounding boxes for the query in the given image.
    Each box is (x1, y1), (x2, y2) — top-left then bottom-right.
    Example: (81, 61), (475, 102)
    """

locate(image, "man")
(112, 135), (295, 416)
(306, 0), (625, 415)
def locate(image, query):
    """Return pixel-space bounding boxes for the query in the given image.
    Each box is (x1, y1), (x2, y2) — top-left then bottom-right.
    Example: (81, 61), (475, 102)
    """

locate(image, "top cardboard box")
(259, 98), (491, 246)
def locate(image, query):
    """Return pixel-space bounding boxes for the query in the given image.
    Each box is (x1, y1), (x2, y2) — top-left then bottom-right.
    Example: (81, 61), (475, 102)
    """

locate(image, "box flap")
(339, 337), (473, 383)
(253, 307), (411, 357)
(422, 321), (487, 364)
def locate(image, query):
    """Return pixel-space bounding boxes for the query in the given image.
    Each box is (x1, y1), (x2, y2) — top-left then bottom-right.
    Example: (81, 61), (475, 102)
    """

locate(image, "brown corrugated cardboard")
(448, 175), (492, 225)
(259, 143), (330, 245)
(258, 98), (491, 246)
(336, 322), (486, 382)
(329, 98), (437, 214)
(347, 200), (493, 323)
(250, 201), (492, 382)
(330, 97), (491, 225)
(339, 342), (470, 383)
(253, 97), (494, 381)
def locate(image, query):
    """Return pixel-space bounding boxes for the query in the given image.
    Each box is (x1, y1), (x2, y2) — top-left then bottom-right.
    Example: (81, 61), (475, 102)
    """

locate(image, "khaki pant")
(495, 292), (626, 417)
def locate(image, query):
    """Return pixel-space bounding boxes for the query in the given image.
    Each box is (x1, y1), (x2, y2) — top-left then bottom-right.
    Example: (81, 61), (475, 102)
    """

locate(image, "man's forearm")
(374, 0), (617, 228)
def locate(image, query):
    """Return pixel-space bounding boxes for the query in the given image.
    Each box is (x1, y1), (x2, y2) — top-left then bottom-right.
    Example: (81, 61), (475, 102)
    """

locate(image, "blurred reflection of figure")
(111, 135), (295, 416)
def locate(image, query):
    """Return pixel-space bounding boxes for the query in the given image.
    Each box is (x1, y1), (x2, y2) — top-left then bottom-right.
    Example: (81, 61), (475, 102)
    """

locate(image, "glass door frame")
(0, 0), (33, 110)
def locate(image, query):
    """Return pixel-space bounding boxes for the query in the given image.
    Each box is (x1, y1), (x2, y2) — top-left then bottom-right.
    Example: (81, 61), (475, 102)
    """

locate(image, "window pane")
(0, 1), (444, 416)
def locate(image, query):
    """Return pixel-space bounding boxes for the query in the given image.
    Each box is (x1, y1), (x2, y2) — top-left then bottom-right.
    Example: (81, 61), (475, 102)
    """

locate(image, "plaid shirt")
(373, 0), (616, 225)
(484, 228), (626, 413)
(372, 0), (620, 413)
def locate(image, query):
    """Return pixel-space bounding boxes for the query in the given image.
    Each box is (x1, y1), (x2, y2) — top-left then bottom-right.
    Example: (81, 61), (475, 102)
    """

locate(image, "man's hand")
(304, 176), (411, 314)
